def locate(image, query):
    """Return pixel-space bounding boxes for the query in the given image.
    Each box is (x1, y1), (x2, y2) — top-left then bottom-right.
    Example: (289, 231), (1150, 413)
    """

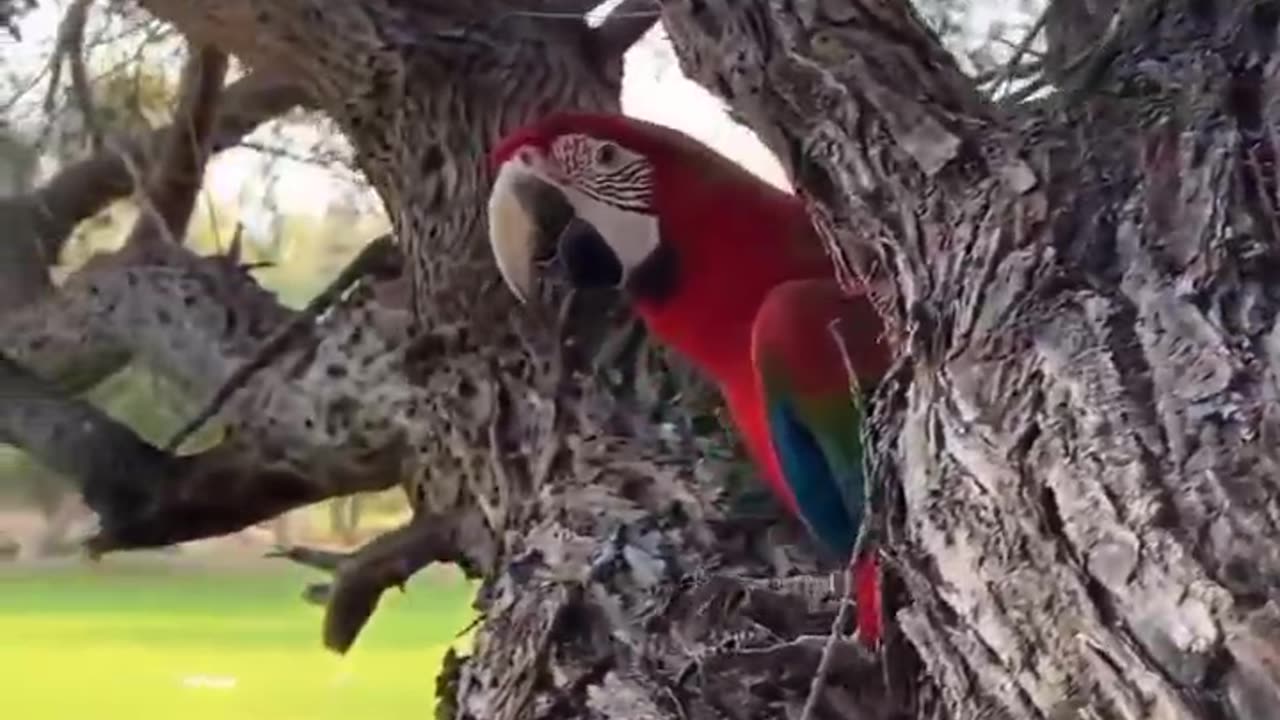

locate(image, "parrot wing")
(750, 300), (869, 559)
(751, 279), (886, 646)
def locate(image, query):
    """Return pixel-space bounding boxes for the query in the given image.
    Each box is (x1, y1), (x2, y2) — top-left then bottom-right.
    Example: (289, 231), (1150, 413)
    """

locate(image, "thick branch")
(0, 249), (427, 554)
(0, 351), (175, 508)
(0, 350), (339, 553)
(163, 234), (402, 451)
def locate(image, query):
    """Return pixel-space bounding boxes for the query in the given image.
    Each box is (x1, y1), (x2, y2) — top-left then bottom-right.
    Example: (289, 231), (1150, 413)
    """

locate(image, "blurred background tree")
(0, 2), (410, 557)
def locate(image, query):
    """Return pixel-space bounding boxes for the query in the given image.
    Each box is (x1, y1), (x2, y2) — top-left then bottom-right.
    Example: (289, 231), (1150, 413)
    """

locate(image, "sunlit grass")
(0, 553), (476, 720)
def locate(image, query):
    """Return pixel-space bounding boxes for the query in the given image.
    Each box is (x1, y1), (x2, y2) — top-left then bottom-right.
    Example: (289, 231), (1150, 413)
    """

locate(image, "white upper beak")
(487, 158), (542, 303)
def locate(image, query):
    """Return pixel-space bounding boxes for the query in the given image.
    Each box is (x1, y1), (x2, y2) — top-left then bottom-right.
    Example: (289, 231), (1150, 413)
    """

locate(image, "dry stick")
(163, 234), (402, 452)
(41, 0), (91, 110)
(991, 5), (1050, 98)
(111, 136), (180, 246)
(800, 584), (854, 720)
(63, 0), (102, 150)
(41, 0), (102, 148)
(795, 318), (873, 719)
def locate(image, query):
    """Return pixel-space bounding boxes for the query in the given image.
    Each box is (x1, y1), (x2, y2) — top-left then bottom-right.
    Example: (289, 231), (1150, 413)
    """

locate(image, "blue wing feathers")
(766, 398), (862, 557)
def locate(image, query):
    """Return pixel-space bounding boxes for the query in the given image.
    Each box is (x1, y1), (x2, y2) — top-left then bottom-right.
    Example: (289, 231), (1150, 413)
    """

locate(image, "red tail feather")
(850, 551), (882, 648)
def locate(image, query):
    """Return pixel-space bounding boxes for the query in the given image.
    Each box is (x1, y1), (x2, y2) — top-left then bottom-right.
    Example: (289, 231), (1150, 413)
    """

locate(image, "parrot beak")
(488, 152), (650, 302)
(487, 158), (577, 303)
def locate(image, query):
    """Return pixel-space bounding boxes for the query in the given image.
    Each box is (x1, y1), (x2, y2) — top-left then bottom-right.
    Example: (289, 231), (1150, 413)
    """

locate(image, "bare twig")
(990, 6), (1050, 98)
(974, 59), (1041, 87)
(827, 318), (866, 404)
(496, 0), (604, 18)
(163, 234), (403, 452)
(799, 586), (853, 720)
(267, 543), (349, 572)
(111, 136), (180, 248)
(827, 314), (881, 550)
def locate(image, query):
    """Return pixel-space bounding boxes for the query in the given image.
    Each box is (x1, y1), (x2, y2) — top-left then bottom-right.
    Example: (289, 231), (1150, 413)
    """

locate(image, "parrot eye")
(594, 142), (619, 167)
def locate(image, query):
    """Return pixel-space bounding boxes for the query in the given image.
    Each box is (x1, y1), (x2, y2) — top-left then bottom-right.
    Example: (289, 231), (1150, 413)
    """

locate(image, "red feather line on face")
(489, 126), (549, 168)
(489, 113), (711, 170)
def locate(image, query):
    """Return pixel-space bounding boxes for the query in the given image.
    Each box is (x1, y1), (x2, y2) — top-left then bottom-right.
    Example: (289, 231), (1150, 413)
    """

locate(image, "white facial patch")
(561, 187), (660, 281)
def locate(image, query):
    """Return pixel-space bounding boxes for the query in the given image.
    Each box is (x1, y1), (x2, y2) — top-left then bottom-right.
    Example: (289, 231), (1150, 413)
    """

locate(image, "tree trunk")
(5, 0), (1279, 718)
(661, 0), (1280, 717)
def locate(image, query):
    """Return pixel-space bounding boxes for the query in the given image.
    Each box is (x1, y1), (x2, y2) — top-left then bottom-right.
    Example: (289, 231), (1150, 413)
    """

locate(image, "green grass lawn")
(0, 554), (477, 720)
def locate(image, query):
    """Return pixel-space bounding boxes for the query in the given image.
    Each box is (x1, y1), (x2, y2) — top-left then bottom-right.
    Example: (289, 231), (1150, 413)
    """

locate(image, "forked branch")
(122, 44), (230, 259)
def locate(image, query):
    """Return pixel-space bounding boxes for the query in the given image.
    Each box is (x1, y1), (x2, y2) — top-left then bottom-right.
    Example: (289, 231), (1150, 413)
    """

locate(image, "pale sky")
(5, 1), (1032, 228)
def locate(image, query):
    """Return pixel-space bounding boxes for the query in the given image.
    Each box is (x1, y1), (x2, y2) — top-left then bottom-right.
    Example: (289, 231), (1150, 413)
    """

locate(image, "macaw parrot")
(484, 112), (893, 646)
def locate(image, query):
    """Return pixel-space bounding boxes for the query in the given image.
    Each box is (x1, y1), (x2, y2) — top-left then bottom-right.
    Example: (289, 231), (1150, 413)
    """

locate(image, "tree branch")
(0, 70), (305, 316)
(273, 515), (482, 654)
(1042, 0), (1122, 81)
(46, 0), (104, 150)
(0, 350), (175, 511)
(122, 44), (229, 259)
(0, 0), (35, 38)
(163, 234), (402, 451)
(27, 69), (308, 268)
(591, 0), (660, 61)
(132, 0), (414, 93)
(0, 251), (435, 556)
(0, 344), (348, 553)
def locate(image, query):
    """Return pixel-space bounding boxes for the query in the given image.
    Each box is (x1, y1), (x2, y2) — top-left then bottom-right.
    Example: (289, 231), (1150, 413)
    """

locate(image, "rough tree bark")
(662, 0), (1280, 717)
(4, 0), (1279, 718)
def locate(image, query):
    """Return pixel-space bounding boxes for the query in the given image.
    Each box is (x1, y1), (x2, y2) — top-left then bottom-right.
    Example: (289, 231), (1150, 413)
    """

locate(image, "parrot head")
(486, 112), (725, 304)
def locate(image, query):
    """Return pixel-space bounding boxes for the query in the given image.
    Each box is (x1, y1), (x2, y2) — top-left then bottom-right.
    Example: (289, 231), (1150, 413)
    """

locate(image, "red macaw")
(485, 112), (893, 646)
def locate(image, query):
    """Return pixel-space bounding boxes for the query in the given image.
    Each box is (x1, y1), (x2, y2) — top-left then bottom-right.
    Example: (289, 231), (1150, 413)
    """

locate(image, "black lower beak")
(517, 175), (575, 264)
(558, 218), (623, 290)
(512, 174), (623, 291)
